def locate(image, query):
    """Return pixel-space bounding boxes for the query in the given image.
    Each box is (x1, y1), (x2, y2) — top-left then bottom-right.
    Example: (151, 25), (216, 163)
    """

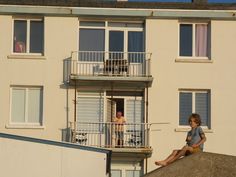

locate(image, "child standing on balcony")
(113, 111), (126, 147)
(155, 113), (206, 166)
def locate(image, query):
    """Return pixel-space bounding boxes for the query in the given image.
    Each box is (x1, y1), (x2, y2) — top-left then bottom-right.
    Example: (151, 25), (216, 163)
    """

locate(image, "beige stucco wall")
(0, 135), (108, 177)
(1, 12), (236, 174)
(146, 18), (236, 171)
(0, 15), (77, 140)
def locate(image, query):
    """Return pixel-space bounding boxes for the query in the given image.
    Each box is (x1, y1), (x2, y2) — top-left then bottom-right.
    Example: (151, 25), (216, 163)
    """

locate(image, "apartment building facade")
(0, 0), (236, 176)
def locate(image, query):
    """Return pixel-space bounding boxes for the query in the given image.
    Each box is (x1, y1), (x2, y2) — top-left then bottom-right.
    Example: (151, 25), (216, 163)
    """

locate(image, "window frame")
(178, 21), (210, 60)
(9, 86), (44, 127)
(178, 89), (211, 129)
(111, 162), (142, 177)
(78, 20), (145, 62)
(12, 17), (44, 55)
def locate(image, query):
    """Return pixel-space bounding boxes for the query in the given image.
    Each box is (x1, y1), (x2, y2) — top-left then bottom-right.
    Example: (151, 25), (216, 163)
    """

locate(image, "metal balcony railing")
(70, 122), (151, 149)
(69, 51), (152, 77)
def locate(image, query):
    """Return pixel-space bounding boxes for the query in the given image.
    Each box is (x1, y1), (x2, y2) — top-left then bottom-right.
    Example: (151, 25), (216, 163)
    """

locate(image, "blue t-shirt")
(186, 126), (205, 150)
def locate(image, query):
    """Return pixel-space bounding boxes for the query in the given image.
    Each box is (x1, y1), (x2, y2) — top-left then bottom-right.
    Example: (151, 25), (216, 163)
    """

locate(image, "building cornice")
(0, 0), (236, 10)
(0, 5), (236, 20)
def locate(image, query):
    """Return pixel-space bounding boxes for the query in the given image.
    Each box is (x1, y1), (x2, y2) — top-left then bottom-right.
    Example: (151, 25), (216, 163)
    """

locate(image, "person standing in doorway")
(113, 111), (126, 147)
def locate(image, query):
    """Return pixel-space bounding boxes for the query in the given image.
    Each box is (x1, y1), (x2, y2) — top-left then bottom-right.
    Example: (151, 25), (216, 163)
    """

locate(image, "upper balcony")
(65, 51), (153, 89)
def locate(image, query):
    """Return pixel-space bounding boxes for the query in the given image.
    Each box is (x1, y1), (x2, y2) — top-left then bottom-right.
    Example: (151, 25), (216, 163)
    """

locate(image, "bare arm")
(122, 117), (126, 124)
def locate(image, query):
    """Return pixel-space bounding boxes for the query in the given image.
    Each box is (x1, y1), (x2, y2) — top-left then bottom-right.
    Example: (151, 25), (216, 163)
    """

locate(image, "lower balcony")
(70, 122), (152, 156)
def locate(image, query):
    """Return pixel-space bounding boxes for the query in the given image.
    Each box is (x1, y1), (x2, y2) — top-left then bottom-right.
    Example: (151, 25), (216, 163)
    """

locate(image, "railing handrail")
(72, 50), (152, 54)
(68, 51), (152, 78)
(71, 121), (150, 125)
(71, 51), (152, 61)
(69, 121), (152, 149)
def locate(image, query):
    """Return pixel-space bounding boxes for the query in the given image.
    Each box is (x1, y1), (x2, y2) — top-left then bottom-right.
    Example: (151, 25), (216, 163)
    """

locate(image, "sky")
(128, 0), (236, 3)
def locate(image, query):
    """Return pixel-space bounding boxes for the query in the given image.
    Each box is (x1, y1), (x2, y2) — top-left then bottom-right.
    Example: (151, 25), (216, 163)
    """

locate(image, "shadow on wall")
(63, 57), (72, 84)
(61, 127), (71, 142)
(60, 57), (73, 142)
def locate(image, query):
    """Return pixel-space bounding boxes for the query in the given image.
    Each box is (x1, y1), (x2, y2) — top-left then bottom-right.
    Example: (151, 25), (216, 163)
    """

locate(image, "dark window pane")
(14, 20), (27, 53)
(180, 24), (192, 56)
(196, 92), (209, 127)
(179, 92), (192, 125)
(79, 29), (105, 61)
(109, 31), (124, 52)
(128, 31), (144, 63)
(109, 31), (124, 59)
(30, 21), (44, 53)
(79, 29), (105, 51)
(128, 31), (144, 52)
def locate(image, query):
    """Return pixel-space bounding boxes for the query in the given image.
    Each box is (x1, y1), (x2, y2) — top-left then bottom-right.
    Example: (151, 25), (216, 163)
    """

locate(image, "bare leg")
(166, 146), (193, 164)
(155, 150), (178, 166)
(155, 146), (193, 166)
(117, 139), (120, 146)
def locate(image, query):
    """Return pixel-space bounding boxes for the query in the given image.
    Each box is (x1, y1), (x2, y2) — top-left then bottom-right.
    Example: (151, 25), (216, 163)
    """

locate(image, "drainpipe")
(145, 83), (149, 174)
(73, 80), (77, 143)
(111, 82), (114, 122)
(110, 82), (114, 147)
(145, 84), (149, 124)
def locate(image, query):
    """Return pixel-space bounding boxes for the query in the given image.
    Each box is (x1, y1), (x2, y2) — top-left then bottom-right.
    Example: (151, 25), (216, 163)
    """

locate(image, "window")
(179, 90), (210, 127)
(111, 170), (122, 177)
(79, 21), (144, 62)
(13, 19), (44, 54)
(11, 87), (43, 125)
(128, 31), (144, 63)
(77, 95), (104, 132)
(126, 170), (141, 177)
(112, 161), (142, 177)
(79, 28), (105, 61)
(179, 23), (210, 58)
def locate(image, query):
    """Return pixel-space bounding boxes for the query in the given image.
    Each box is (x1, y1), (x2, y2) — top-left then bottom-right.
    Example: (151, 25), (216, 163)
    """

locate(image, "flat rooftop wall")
(0, 133), (111, 177)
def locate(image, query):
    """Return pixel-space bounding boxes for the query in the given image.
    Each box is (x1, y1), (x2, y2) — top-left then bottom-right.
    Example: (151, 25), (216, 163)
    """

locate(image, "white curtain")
(195, 24), (208, 57)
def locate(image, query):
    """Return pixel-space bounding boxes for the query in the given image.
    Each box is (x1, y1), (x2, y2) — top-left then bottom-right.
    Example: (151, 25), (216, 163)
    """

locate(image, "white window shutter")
(28, 88), (42, 124)
(11, 88), (26, 123)
(195, 92), (209, 127)
(77, 97), (104, 123)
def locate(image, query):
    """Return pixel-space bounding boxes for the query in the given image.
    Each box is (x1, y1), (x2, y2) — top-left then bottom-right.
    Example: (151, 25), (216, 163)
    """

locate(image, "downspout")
(111, 82), (114, 122)
(110, 82), (114, 147)
(146, 84), (149, 123)
(145, 84), (149, 174)
(73, 80), (77, 143)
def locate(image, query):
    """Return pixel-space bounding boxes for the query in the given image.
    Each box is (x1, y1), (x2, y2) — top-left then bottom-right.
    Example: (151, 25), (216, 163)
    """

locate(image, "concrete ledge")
(144, 152), (236, 177)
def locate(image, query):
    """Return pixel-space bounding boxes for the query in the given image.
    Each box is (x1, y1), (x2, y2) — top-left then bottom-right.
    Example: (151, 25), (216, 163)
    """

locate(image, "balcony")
(65, 51), (153, 88)
(70, 122), (152, 155)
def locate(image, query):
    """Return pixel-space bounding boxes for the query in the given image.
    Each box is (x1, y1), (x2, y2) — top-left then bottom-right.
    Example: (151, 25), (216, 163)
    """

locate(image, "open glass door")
(105, 99), (116, 147)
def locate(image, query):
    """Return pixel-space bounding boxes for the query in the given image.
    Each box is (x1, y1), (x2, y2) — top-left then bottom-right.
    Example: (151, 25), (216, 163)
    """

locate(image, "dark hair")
(188, 113), (201, 126)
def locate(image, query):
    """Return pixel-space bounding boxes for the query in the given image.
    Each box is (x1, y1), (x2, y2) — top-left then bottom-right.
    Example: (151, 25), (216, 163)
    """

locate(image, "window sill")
(7, 54), (46, 60)
(175, 57), (212, 63)
(175, 127), (213, 133)
(6, 124), (45, 129)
